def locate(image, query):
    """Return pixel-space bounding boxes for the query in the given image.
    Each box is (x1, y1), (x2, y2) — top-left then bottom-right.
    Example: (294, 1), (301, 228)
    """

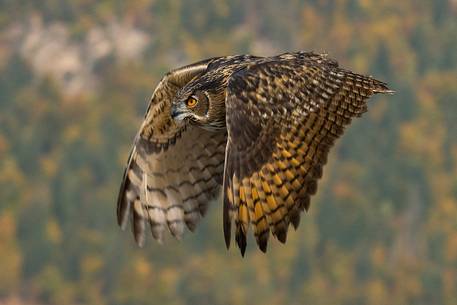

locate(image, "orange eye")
(186, 97), (198, 108)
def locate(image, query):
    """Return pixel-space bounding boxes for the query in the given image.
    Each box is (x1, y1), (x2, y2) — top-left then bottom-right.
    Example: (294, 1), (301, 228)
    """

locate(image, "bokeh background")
(1, 1), (456, 304)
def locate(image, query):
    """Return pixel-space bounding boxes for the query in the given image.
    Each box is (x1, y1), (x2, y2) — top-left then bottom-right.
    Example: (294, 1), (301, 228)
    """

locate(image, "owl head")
(171, 72), (229, 130)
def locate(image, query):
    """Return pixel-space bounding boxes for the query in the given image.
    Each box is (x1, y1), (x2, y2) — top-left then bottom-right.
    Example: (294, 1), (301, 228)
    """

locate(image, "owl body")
(117, 51), (393, 255)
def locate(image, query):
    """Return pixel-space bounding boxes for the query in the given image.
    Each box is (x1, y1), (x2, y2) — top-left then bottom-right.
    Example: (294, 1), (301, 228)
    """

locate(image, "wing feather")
(117, 58), (227, 245)
(223, 52), (393, 254)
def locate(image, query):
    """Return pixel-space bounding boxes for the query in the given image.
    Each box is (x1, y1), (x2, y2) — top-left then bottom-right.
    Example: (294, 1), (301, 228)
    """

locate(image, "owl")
(117, 51), (393, 256)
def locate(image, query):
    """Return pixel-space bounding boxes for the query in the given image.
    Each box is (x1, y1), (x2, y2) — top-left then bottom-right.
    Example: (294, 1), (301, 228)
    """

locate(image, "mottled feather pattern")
(117, 51), (393, 255)
(117, 59), (227, 246)
(137, 127), (226, 244)
(118, 126), (226, 245)
(223, 53), (392, 254)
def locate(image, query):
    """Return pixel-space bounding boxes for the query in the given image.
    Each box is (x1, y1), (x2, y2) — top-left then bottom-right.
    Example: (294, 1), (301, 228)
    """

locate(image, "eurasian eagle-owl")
(117, 51), (393, 256)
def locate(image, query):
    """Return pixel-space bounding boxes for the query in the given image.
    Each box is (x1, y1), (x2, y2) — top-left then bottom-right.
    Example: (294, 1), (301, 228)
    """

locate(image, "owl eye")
(185, 97), (198, 108)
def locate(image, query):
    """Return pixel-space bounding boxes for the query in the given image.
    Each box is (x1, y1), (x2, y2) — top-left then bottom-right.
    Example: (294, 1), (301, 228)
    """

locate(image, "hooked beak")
(170, 103), (187, 123)
(170, 106), (180, 119)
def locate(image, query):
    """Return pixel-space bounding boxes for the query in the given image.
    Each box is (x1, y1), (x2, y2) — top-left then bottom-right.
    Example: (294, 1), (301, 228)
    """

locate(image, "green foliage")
(0, 0), (456, 304)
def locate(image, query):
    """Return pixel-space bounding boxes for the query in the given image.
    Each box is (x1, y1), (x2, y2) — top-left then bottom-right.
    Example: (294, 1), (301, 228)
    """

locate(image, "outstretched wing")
(223, 52), (393, 255)
(117, 58), (227, 246)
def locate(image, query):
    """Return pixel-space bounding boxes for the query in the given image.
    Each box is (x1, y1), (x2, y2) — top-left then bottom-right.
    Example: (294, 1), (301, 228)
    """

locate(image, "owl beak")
(171, 107), (180, 119)
(170, 104), (187, 123)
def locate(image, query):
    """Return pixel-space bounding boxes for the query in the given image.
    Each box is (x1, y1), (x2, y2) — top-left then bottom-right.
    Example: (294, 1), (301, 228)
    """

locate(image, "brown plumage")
(117, 51), (394, 256)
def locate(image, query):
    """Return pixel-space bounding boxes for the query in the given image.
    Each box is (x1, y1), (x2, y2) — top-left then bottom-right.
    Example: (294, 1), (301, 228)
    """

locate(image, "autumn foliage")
(0, 1), (456, 304)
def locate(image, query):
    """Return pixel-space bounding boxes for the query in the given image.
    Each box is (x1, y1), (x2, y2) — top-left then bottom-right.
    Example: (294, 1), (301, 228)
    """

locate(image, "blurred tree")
(0, 0), (456, 304)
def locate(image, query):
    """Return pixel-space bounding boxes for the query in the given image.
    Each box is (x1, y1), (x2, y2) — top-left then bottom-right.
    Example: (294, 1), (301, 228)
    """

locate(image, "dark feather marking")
(223, 52), (392, 254)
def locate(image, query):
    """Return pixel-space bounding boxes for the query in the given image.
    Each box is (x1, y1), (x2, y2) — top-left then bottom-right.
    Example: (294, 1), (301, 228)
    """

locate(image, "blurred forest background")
(0, 0), (456, 304)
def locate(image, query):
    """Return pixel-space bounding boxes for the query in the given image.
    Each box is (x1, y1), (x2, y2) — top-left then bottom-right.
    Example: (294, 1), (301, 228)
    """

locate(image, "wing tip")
(276, 229), (288, 244)
(117, 146), (138, 230)
(116, 184), (131, 230)
(258, 240), (268, 253)
(224, 221), (232, 250)
(290, 213), (301, 230)
(374, 87), (395, 95)
(120, 220), (128, 231)
(256, 230), (269, 253)
(223, 195), (232, 250)
(136, 237), (145, 248)
(133, 222), (146, 248)
(224, 230), (231, 250)
(373, 80), (395, 95)
(237, 238), (246, 257)
(235, 226), (247, 257)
